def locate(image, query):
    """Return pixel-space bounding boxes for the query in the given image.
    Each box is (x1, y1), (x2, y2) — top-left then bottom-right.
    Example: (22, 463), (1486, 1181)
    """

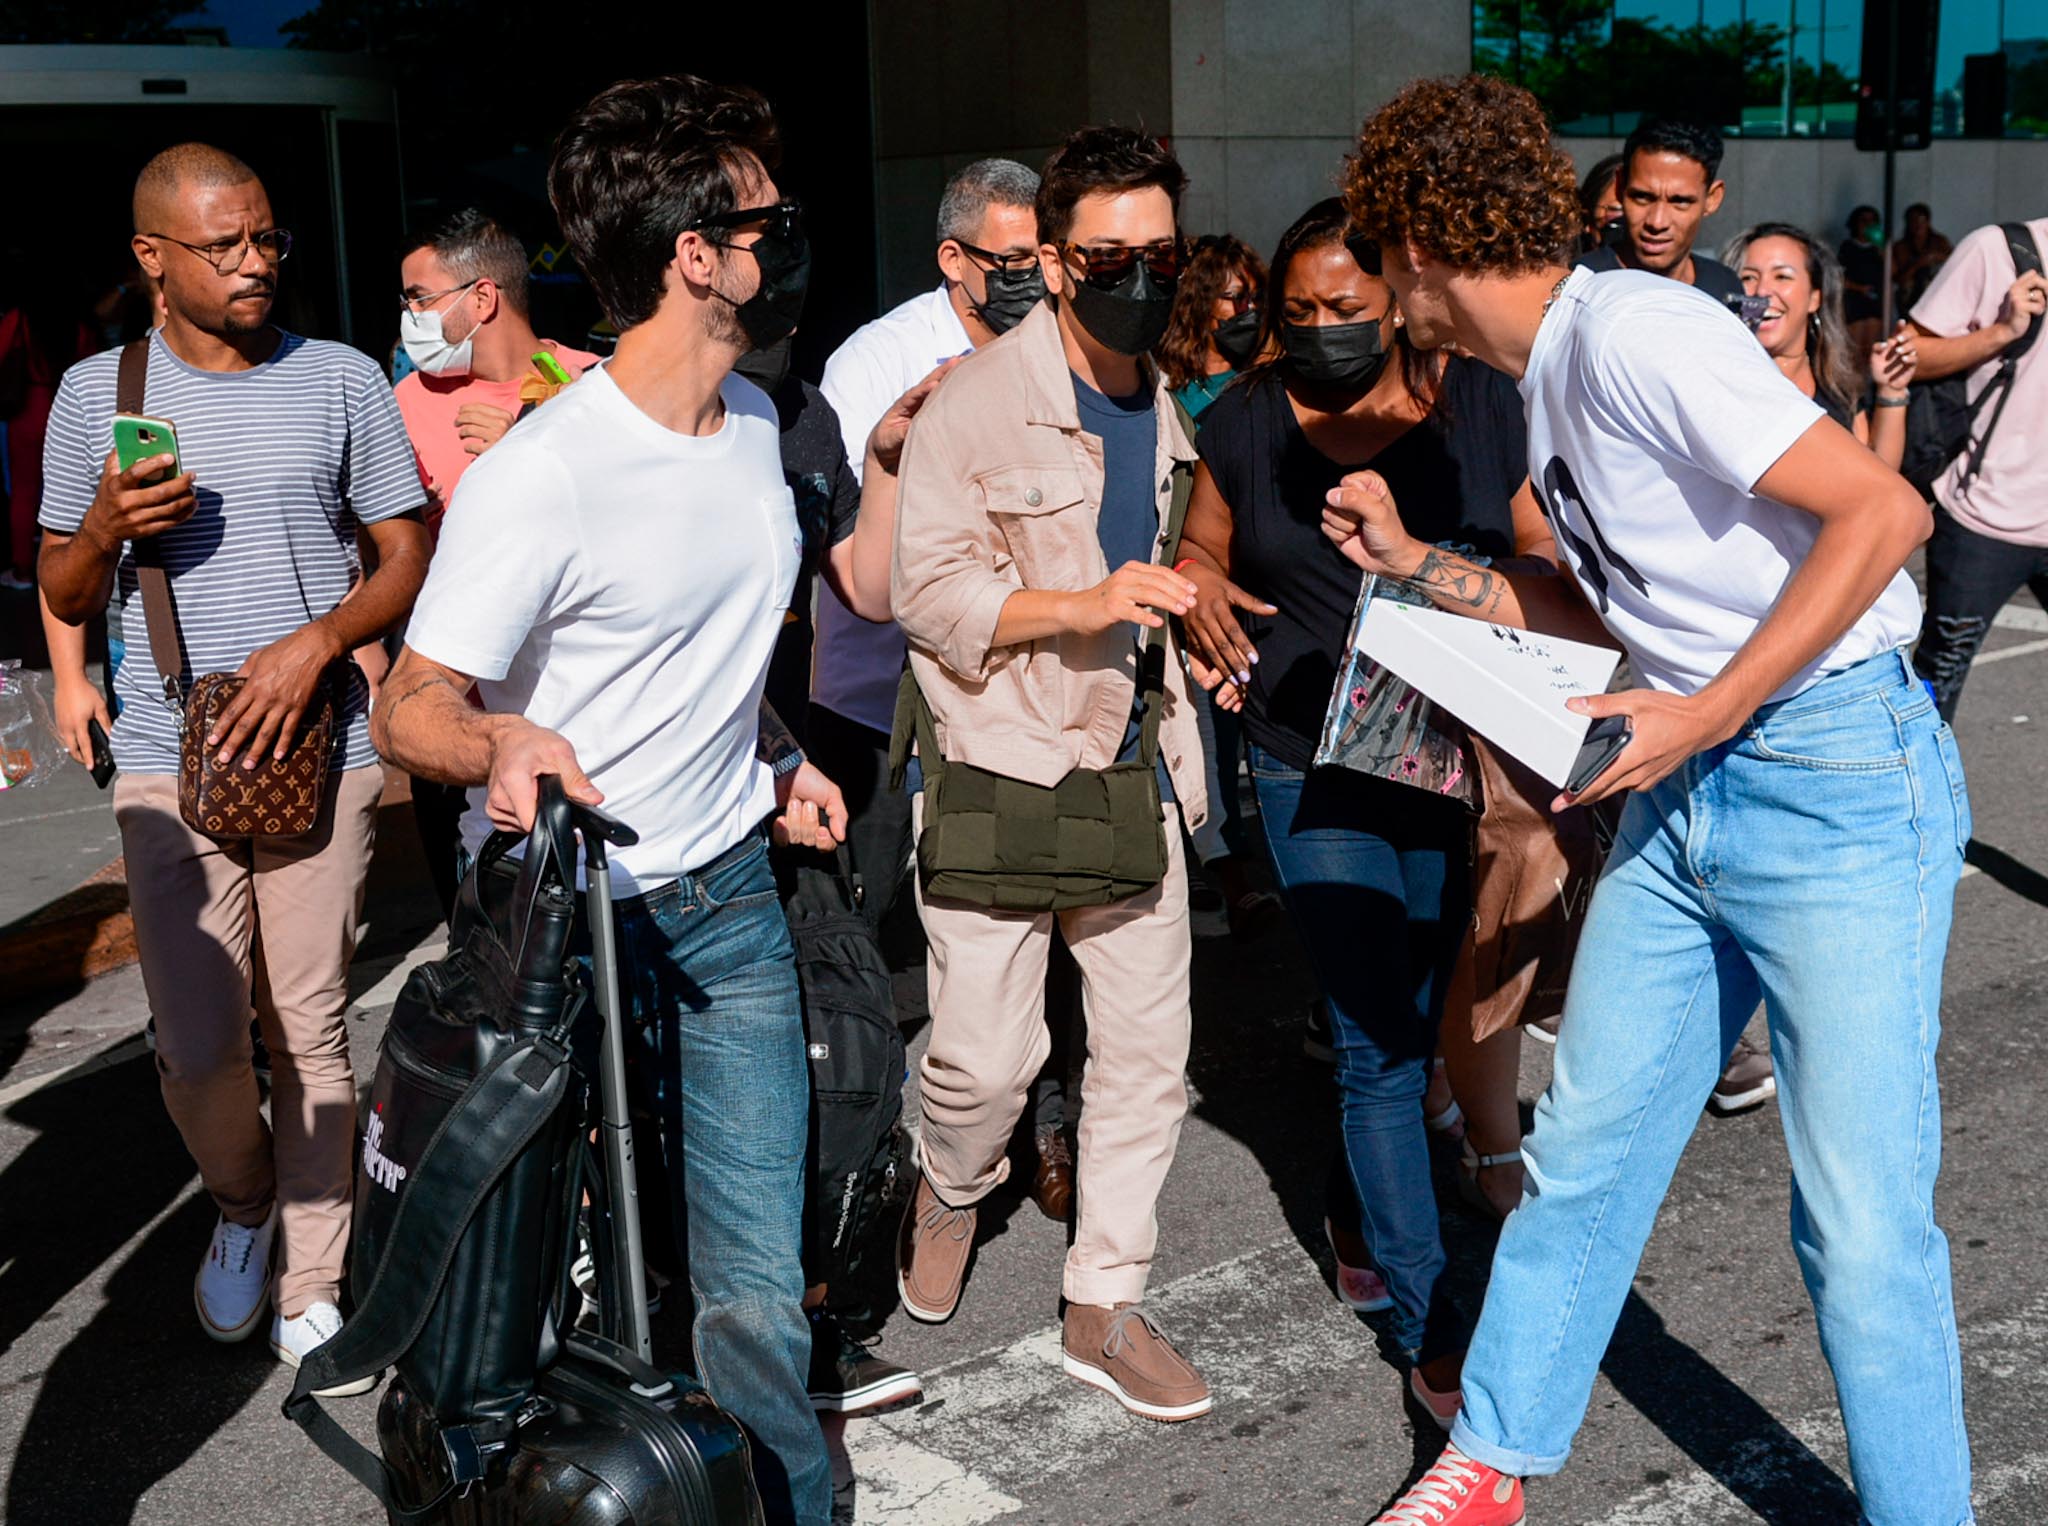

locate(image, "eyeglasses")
(1219, 287), (1256, 315)
(145, 228), (293, 276)
(955, 239), (1039, 276)
(1058, 238), (1187, 287)
(690, 200), (805, 244)
(398, 278), (480, 315)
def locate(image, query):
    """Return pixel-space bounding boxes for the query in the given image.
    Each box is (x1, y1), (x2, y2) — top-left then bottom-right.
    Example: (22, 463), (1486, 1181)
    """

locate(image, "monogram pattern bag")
(117, 340), (336, 840)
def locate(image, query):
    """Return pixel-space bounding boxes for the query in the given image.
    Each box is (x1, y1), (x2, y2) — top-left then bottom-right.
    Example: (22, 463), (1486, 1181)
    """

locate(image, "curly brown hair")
(1342, 74), (1579, 276)
(1155, 234), (1267, 389)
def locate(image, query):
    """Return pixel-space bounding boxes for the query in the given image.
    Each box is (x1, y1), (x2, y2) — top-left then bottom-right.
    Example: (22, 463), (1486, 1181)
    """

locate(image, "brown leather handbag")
(117, 340), (335, 840)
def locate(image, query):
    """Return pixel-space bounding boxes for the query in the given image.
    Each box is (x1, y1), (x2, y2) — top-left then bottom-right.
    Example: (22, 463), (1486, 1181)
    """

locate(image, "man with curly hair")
(1324, 74), (1973, 1526)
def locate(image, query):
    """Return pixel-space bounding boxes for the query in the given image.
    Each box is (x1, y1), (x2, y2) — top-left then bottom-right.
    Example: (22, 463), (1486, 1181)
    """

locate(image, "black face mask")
(1213, 308), (1263, 370)
(1282, 319), (1390, 392)
(716, 228), (812, 350)
(1063, 261), (1177, 356)
(732, 332), (793, 394)
(971, 264), (1046, 336)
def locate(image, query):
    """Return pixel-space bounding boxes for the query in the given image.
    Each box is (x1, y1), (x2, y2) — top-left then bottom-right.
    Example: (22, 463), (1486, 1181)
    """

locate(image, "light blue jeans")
(1452, 651), (1974, 1526)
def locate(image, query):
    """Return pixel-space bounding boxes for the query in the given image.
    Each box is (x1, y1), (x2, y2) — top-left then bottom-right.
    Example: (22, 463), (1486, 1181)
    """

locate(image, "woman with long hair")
(1725, 222), (1917, 470)
(1176, 198), (1558, 1423)
(1156, 234), (1267, 420)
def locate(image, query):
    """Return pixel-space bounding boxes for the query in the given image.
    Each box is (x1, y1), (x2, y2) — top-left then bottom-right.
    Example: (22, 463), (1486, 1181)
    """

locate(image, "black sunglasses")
(1344, 230), (1383, 275)
(1059, 238), (1187, 287)
(691, 199), (804, 242)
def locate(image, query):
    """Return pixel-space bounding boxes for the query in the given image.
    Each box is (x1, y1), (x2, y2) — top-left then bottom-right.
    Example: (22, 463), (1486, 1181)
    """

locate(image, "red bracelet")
(1173, 558), (1198, 574)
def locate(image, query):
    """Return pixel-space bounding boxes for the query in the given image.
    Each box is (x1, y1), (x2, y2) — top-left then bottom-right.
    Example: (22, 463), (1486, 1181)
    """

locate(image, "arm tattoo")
(1399, 548), (1508, 618)
(757, 700), (801, 769)
(378, 671), (462, 736)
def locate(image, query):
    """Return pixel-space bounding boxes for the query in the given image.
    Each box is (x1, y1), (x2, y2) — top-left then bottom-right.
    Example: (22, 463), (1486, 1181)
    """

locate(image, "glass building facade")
(1475, 0), (2048, 137)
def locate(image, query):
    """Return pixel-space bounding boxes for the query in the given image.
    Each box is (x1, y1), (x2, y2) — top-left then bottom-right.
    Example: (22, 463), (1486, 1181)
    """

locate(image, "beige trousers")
(912, 796), (1192, 1307)
(115, 766), (382, 1317)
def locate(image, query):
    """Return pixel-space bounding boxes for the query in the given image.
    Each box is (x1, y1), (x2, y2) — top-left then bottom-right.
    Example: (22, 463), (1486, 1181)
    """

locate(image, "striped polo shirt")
(40, 329), (423, 775)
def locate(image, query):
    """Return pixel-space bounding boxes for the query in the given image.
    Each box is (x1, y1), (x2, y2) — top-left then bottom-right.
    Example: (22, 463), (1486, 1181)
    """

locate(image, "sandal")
(1456, 1142), (1524, 1223)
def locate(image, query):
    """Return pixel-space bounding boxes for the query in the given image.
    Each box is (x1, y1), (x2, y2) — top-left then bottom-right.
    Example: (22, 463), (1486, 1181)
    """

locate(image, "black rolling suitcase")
(287, 778), (765, 1525)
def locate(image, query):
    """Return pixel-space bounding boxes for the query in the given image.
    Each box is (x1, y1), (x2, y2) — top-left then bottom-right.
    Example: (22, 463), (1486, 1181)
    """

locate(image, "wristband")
(1873, 395), (1910, 408)
(770, 747), (807, 778)
(1172, 558), (1198, 574)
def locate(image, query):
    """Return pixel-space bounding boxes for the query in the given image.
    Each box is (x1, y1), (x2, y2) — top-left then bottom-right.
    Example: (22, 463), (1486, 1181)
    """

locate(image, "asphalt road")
(2, 607), (2045, 1525)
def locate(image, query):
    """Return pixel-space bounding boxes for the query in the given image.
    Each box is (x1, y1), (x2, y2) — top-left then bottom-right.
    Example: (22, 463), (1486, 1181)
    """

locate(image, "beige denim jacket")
(889, 302), (1209, 832)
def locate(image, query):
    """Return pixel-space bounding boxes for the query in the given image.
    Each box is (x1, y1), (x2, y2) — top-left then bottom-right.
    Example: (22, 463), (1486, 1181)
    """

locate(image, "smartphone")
(1726, 294), (1771, 332)
(1565, 714), (1633, 796)
(85, 717), (115, 789)
(112, 413), (182, 483)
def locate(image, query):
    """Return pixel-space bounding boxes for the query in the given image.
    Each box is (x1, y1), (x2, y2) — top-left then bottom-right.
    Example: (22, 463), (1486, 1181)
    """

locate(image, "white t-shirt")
(406, 364), (800, 893)
(812, 283), (976, 734)
(1521, 267), (1922, 702)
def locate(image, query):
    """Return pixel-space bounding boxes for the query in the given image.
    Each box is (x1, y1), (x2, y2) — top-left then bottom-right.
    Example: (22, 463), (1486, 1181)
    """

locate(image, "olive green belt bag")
(889, 641), (1171, 913)
(888, 432), (1192, 913)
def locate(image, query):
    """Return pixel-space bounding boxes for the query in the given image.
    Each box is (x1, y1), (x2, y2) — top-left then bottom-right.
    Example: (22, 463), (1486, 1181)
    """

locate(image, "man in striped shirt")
(38, 143), (430, 1387)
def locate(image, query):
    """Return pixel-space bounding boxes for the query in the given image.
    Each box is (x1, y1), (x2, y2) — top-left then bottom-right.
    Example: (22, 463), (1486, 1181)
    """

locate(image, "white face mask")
(398, 285), (478, 376)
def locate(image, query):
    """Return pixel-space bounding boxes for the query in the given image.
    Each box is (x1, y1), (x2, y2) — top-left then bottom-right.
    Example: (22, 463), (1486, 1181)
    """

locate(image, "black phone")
(86, 717), (115, 789)
(1726, 293), (1771, 332)
(1565, 714), (1632, 796)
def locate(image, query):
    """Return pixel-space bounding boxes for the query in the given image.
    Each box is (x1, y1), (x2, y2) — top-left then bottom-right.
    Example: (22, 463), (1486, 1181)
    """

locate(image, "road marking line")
(1993, 604), (2048, 633)
(835, 1235), (1381, 1524)
(0, 802), (117, 830)
(1581, 1291), (2048, 1524)
(1974, 635), (2048, 667)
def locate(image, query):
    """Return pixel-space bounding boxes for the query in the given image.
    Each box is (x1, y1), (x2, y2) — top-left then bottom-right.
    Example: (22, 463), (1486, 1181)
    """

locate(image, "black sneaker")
(570, 1232), (667, 1322)
(807, 1309), (922, 1415)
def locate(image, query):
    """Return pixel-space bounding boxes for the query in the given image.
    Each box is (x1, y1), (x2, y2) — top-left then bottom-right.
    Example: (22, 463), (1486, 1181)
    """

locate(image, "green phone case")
(112, 414), (181, 482)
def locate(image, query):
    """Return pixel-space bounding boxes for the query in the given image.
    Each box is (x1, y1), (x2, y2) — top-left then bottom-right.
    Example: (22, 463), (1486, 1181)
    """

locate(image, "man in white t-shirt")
(371, 76), (842, 1526)
(811, 157), (1043, 931)
(1907, 217), (2048, 719)
(1322, 76), (1973, 1526)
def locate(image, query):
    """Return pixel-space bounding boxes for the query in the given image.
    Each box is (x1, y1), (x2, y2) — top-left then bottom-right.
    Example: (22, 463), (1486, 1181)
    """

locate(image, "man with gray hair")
(809, 157), (1043, 926)
(807, 157), (1072, 1213)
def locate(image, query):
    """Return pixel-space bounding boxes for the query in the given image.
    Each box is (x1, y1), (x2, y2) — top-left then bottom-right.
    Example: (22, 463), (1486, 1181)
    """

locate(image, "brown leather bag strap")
(117, 340), (186, 702)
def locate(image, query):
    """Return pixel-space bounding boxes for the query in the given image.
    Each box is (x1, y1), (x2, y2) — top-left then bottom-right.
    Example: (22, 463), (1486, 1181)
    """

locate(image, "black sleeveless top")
(1197, 358), (1527, 770)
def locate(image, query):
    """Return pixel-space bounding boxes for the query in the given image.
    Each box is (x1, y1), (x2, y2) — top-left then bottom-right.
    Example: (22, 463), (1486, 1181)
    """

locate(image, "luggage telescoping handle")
(533, 776), (654, 1366)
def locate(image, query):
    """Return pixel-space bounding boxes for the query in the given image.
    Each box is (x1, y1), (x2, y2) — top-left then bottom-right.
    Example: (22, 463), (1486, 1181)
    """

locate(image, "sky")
(168, 0), (305, 47)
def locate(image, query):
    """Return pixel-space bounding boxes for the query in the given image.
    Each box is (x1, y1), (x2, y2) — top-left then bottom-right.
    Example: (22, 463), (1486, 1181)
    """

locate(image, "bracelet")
(1172, 557), (1198, 574)
(1873, 395), (1911, 408)
(770, 747), (807, 778)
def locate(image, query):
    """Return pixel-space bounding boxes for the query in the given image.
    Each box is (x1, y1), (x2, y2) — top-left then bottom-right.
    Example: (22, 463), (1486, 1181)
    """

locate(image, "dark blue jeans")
(592, 832), (828, 1526)
(1249, 745), (1472, 1363)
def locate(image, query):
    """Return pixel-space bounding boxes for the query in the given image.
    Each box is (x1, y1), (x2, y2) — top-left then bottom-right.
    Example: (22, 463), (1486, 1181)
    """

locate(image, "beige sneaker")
(1062, 1303), (1212, 1421)
(896, 1174), (976, 1323)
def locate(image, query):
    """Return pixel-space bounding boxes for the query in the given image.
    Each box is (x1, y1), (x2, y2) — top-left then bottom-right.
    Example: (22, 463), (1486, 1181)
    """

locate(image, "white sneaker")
(194, 1208), (276, 1342)
(271, 1300), (378, 1397)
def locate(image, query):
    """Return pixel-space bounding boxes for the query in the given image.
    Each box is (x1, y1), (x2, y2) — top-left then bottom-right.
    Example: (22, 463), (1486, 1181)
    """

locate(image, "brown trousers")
(913, 797), (1192, 1308)
(115, 766), (382, 1316)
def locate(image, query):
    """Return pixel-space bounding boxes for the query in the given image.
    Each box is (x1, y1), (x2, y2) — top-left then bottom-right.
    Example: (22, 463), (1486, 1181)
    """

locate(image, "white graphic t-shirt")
(1520, 267), (1922, 702)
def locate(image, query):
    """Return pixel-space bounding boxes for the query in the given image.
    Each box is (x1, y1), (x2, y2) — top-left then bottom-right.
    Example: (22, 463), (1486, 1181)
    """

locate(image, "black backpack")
(781, 853), (908, 1293)
(1902, 222), (2042, 496)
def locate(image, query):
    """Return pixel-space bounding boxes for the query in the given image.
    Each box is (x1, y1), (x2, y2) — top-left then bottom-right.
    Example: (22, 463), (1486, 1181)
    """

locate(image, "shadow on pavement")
(1964, 838), (2048, 907)
(0, 1055), (278, 1525)
(1602, 1290), (1861, 1522)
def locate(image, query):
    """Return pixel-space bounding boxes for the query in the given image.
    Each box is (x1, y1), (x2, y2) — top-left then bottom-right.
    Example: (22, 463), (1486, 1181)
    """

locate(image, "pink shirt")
(394, 338), (600, 533)
(1911, 218), (2048, 546)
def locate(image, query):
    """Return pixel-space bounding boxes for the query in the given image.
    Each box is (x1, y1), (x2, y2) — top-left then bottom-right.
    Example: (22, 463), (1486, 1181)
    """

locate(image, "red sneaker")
(1373, 1445), (1524, 1524)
